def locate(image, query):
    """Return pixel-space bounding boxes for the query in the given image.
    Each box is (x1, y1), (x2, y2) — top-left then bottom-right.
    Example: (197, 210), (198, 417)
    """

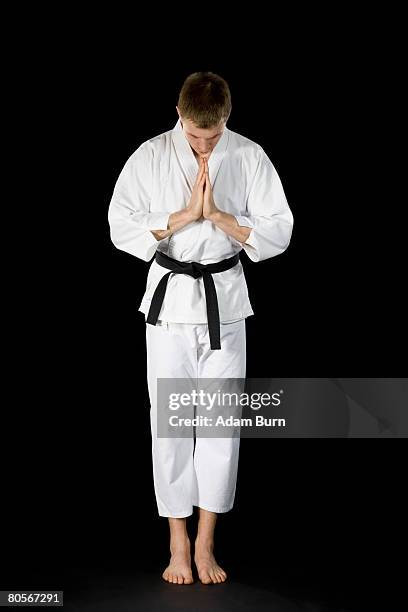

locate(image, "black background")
(2, 9), (406, 611)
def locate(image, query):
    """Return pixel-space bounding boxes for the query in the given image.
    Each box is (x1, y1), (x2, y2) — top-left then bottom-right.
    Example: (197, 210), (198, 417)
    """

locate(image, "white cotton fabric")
(146, 319), (246, 517)
(108, 119), (294, 324)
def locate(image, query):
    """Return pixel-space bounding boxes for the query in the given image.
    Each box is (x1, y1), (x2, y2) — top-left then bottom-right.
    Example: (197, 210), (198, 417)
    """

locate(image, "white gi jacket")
(108, 119), (294, 323)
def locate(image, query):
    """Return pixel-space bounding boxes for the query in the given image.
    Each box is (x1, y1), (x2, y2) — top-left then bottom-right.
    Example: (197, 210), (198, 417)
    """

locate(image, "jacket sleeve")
(233, 147), (294, 263)
(108, 142), (171, 262)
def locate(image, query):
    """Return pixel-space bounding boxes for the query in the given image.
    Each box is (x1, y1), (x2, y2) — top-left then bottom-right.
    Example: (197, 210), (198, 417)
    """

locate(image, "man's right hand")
(151, 157), (206, 241)
(186, 156), (206, 221)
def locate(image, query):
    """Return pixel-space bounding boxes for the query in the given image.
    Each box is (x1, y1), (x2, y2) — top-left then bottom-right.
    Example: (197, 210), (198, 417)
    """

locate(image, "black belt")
(146, 250), (240, 350)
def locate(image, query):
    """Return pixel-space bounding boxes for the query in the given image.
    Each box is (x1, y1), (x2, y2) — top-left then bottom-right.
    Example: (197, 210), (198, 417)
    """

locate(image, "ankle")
(195, 535), (214, 554)
(170, 533), (190, 554)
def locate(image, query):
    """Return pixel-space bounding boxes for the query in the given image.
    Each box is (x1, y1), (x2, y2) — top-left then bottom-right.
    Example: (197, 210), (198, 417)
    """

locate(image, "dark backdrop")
(2, 12), (405, 611)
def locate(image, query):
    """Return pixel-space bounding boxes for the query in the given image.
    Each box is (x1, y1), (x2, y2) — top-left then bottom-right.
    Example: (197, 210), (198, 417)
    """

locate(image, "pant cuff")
(192, 501), (234, 514)
(158, 508), (194, 518)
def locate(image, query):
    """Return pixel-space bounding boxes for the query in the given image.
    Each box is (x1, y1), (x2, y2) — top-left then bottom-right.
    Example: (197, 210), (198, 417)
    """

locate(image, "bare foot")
(194, 539), (227, 584)
(162, 536), (194, 585)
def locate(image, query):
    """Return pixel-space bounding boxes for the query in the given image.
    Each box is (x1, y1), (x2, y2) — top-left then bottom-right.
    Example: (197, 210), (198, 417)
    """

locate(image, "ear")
(176, 107), (183, 128)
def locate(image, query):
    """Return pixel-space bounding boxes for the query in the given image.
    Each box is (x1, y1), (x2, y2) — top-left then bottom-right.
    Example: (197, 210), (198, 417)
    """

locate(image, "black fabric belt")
(146, 250), (240, 350)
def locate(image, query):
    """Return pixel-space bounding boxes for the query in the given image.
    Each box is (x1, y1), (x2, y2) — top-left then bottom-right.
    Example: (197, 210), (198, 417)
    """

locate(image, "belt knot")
(146, 250), (240, 350)
(186, 261), (207, 279)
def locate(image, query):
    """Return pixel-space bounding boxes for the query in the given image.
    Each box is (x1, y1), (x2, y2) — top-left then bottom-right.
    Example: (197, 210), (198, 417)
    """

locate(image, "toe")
(164, 570), (172, 582)
(177, 575), (183, 584)
(200, 571), (212, 584)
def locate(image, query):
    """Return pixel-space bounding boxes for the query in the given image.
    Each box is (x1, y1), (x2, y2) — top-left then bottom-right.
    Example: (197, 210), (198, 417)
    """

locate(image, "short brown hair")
(177, 72), (232, 129)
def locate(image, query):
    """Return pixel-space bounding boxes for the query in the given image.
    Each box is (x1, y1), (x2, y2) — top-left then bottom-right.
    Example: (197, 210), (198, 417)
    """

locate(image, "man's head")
(176, 71), (231, 157)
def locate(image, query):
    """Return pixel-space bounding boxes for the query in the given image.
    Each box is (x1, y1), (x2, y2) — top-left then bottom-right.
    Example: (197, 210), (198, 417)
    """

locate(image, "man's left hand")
(202, 158), (219, 220)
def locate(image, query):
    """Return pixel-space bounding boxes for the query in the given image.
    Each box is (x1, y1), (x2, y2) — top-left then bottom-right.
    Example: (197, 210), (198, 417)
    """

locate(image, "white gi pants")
(146, 319), (246, 518)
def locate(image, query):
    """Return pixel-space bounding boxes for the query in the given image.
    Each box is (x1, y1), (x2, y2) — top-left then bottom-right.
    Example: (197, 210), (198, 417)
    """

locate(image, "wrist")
(186, 208), (201, 222)
(151, 229), (172, 241)
(204, 208), (220, 222)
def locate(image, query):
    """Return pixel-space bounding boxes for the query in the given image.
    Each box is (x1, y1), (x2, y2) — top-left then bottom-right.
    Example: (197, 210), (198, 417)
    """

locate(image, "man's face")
(176, 107), (225, 158)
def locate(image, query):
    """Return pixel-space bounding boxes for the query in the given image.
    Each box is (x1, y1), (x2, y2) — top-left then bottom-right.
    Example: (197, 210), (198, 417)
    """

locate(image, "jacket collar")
(171, 118), (229, 191)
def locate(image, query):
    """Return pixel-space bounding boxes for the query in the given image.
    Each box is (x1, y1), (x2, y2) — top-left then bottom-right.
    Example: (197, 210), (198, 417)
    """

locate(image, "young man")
(108, 72), (294, 585)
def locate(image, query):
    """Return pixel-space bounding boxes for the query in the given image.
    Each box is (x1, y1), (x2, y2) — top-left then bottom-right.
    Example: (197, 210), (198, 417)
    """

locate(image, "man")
(108, 72), (294, 585)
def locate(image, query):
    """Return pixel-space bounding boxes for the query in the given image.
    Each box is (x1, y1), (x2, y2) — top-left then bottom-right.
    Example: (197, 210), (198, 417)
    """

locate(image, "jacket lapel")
(171, 119), (229, 192)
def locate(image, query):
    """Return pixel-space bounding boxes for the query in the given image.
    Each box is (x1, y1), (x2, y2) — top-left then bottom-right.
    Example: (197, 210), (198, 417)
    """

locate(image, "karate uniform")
(108, 119), (293, 516)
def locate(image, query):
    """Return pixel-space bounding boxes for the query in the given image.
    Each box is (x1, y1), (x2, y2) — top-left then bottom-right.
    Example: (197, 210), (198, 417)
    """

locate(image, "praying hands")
(151, 157), (251, 244)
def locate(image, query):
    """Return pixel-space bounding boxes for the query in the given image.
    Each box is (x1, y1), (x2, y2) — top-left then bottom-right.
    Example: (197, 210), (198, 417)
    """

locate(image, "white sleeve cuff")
(234, 214), (255, 229)
(143, 212), (171, 230)
(240, 229), (261, 262)
(143, 230), (164, 261)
